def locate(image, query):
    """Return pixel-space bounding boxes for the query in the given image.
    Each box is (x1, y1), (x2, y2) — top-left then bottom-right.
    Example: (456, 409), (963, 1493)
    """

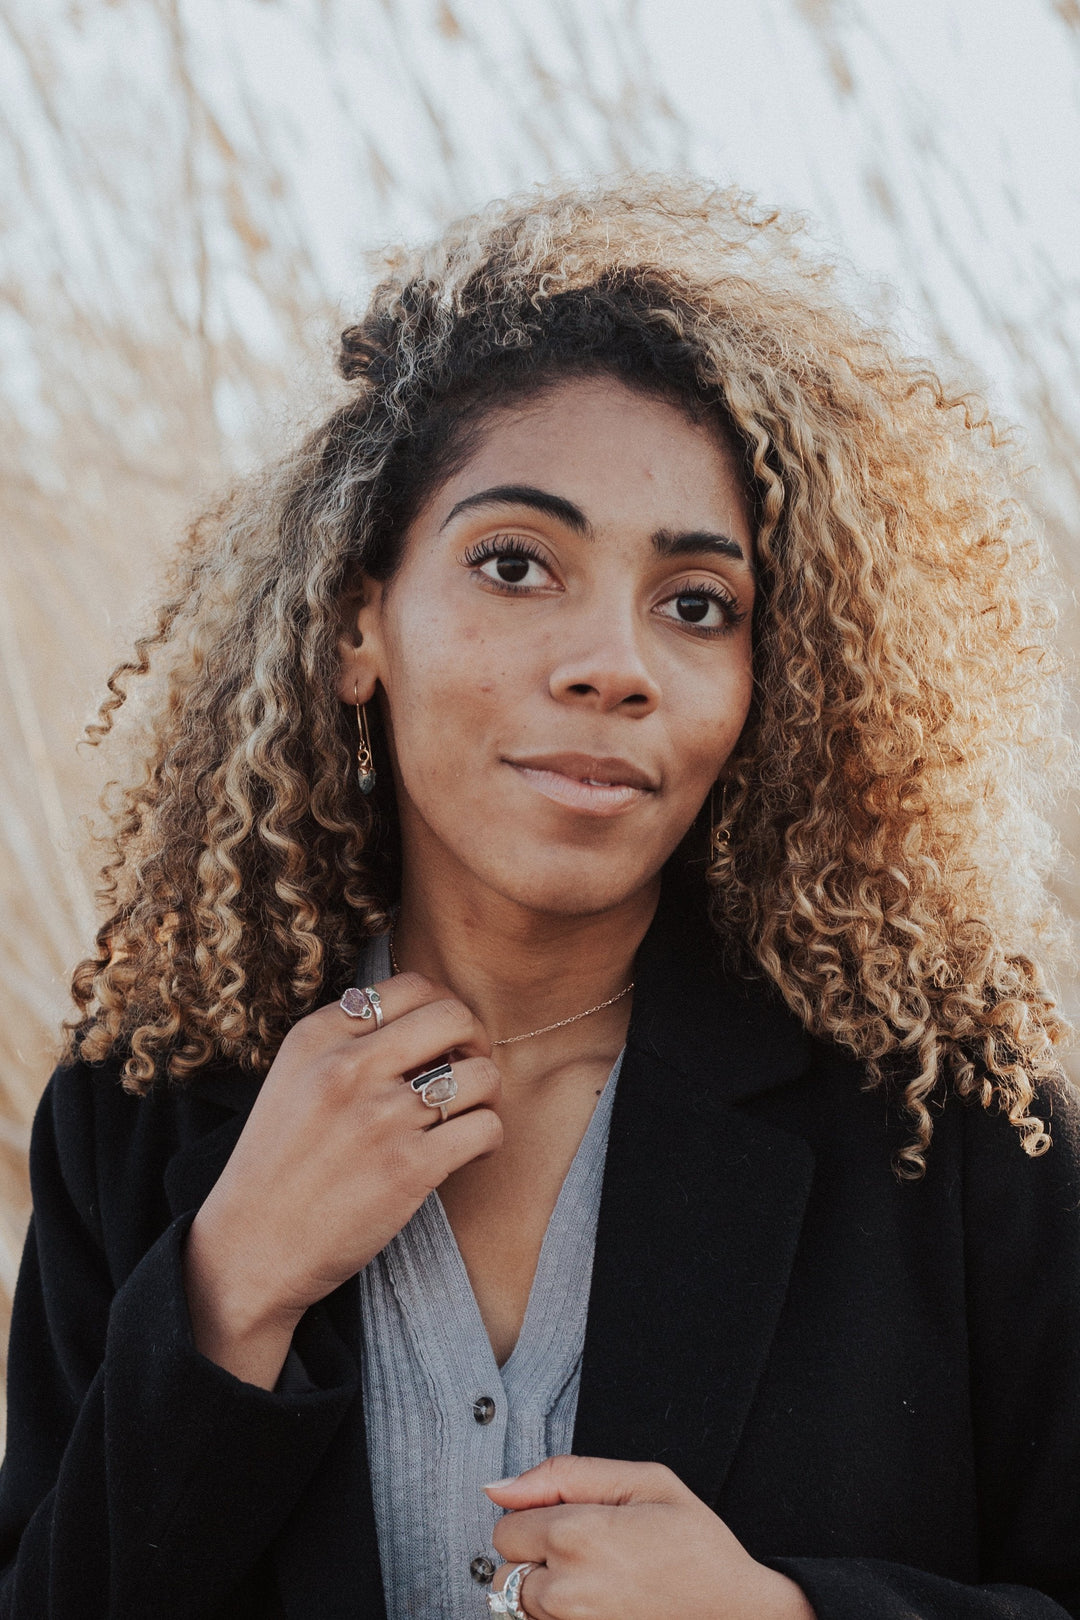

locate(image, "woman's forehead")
(413, 374), (754, 549)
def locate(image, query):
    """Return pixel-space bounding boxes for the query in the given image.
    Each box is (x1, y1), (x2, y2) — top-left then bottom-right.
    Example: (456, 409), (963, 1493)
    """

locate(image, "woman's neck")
(390, 868), (660, 1066)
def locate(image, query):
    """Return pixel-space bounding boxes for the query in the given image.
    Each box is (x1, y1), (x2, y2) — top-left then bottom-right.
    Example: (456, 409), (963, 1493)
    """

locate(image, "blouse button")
(473, 1395), (497, 1425)
(470, 1555), (495, 1585)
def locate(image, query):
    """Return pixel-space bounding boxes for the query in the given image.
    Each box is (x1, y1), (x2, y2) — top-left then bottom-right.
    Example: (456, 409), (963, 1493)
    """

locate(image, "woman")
(0, 177), (1076, 1620)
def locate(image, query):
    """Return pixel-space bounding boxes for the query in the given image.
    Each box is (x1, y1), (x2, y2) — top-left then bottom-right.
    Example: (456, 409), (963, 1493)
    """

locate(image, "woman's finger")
(415, 1103), (504, 1173)
(316, 969), (451, 1038)
(401, 1052), (502, 1126)
(305, 984), (493, 1080)
(485, 1455), (687, 1511)
(489, 1559), (552, 1620)
(375, 992), (493, 1069)
(492, 1502), (612, 1568)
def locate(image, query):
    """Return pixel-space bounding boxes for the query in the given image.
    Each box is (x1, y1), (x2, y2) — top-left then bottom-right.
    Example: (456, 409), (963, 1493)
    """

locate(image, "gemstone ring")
(409, 1060), (458, 1120)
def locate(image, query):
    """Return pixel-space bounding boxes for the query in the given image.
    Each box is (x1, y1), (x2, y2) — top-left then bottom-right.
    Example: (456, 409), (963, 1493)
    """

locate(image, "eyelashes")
(461, 534), (748, 635)
(658, 587), (749, 633)
(462, 535), (550, 586)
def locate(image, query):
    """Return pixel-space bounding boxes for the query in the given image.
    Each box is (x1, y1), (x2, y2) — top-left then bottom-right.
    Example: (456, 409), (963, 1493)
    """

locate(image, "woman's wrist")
(182, 1210), (303, 1390)
(744, 1564), (817, 1620)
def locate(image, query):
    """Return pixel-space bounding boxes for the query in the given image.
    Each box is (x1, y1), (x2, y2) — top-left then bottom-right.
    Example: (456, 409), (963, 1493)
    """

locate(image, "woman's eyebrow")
(439, 484), (594, 536)
(652, 528), (752, 570)
(439, 483), (754, 576)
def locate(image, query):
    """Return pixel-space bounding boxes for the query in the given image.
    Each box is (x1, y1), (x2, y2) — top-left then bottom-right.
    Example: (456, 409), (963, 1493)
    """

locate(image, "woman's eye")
(463, 540), (552, 590)
(657, 587), (742, 633)
(489, 553), (534, 585)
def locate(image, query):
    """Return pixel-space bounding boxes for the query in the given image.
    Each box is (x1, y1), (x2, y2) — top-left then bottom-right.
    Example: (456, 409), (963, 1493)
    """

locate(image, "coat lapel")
(573, 885), (816, 1508)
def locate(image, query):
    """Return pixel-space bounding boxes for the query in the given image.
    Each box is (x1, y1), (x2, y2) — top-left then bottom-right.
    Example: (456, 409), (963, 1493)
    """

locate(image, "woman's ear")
(334, 578), (385, 706)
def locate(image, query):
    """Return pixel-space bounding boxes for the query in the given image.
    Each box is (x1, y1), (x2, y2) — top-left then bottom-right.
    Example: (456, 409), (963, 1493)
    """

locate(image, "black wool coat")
(0, 888), (1078, 1620)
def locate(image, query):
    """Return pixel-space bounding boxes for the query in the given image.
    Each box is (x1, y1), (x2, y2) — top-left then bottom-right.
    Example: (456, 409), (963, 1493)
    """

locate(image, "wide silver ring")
(339, 986), (383, 1029)
(488, 1562), (538, 1618)
(409, 1060), (457, 1111)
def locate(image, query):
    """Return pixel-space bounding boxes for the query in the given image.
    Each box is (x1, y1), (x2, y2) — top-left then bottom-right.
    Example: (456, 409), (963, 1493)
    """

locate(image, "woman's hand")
(183, 971), (503, 1388)
(486, 1457), (816, 1620)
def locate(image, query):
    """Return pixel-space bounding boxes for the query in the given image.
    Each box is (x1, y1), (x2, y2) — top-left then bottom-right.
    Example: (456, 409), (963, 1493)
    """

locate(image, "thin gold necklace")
(388, 928), (633, 1047)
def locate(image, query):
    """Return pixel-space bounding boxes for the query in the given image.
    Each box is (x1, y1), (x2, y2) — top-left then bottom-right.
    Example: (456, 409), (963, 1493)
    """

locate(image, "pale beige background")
(2, 0), (1078, 1423)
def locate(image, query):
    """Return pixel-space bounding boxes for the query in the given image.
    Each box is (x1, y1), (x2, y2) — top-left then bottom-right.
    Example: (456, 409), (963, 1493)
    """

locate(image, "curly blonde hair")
(68, 175), (1074, 1178)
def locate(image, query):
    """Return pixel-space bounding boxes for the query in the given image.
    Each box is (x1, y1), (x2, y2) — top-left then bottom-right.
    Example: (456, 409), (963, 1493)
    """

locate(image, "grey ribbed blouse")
(353, 931), (622, 1620)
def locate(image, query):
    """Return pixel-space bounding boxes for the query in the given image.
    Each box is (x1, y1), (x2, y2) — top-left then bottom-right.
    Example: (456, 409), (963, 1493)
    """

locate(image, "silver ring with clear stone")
(488, 1562), (538, 1617)
(409, 1061), (457, 1121)
(339, 985), (384, 1029)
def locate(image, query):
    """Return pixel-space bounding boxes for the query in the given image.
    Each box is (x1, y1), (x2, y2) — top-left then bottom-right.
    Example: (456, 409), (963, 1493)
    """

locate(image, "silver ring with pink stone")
(339, 985), (384, 1029)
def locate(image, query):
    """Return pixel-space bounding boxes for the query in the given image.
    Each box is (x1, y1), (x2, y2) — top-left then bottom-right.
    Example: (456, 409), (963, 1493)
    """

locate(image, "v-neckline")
(355, 926), (622, 1386)
(430, 1048), (623, 1379)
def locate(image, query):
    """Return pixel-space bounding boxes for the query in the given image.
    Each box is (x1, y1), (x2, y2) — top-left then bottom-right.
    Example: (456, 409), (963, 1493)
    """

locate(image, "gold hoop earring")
(710, 780), (731, 860)
(354, 684), (376, 795)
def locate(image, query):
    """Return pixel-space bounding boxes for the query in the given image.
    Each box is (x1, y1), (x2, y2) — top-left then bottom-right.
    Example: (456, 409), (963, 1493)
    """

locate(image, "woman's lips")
(508, 763), (649, 817)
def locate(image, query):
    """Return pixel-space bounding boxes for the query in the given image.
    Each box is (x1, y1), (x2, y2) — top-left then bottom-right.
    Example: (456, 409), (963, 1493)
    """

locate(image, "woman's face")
(344, 374), (756, 918)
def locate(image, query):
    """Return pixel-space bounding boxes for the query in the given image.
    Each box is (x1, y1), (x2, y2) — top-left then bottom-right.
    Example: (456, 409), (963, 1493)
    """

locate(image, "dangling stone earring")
(354, 684), (376, 795)
(710, 780), (731, 860)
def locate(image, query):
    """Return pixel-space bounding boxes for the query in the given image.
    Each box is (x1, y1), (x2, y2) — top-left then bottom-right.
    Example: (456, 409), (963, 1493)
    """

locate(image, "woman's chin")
(473, 855), (662, 920)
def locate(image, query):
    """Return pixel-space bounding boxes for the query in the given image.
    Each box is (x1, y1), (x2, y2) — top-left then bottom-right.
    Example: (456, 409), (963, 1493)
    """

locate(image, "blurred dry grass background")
(1, 0), (1078, 1420)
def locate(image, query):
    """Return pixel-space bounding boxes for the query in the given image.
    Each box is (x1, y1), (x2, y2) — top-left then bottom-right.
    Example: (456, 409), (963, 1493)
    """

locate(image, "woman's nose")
(547, 620), (661, 714)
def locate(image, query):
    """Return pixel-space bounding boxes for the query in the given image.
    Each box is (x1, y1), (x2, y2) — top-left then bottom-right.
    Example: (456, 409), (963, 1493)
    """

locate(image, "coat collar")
(622, 873), (812, 1100)
(573, 880), (816, 1506)
(164, 876), (818, 1613)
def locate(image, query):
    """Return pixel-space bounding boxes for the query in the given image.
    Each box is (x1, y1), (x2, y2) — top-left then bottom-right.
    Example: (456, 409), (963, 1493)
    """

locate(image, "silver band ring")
(339, 985), (384, 1029)
(488, 1562), (538, 1618)
(409, 1060), (458, 1112)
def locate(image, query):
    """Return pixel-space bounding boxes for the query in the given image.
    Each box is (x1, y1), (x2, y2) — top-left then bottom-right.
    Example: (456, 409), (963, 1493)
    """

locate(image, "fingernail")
(483, 1477), (516, 1490)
